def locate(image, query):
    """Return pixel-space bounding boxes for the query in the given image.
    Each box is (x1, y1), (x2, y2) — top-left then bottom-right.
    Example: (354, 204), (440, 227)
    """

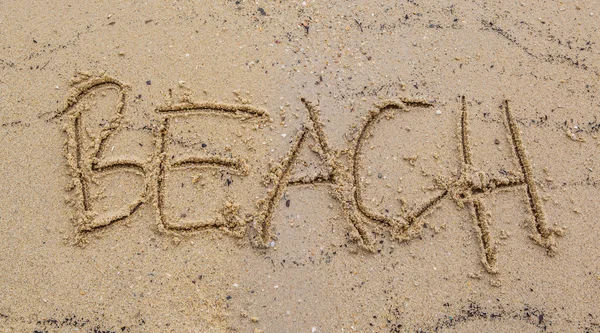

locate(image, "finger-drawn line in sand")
(503, 99), (563, 250)
(287, 98), (337, 186)
(59, 75), (150, 237)
(251, 126), (307, 246)
(154, 102), (269, 237)
(351, 96), (562, 273)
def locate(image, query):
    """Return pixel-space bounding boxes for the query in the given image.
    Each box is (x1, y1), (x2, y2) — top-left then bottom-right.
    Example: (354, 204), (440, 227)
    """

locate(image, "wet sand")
(1, 1), (599, 332)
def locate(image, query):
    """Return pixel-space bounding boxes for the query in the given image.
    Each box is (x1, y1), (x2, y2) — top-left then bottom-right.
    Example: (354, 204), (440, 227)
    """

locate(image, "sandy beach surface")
(1, 1), (599, 332)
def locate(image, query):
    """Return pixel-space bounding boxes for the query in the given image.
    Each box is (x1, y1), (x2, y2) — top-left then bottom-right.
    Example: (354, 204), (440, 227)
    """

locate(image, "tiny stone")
(435, 110), (442, 115)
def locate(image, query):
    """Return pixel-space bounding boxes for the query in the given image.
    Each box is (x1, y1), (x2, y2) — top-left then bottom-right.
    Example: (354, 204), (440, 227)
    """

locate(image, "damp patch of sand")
(1, 1), (599, 332)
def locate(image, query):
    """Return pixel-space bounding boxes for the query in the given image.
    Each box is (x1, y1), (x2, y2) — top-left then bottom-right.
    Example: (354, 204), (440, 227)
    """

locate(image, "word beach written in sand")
(58, 75), (562, 274)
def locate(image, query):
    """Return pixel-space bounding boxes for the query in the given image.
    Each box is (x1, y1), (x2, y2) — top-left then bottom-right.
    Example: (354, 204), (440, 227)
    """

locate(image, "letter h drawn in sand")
(350, 96), (563, 273)
(451, 97), (563, 273)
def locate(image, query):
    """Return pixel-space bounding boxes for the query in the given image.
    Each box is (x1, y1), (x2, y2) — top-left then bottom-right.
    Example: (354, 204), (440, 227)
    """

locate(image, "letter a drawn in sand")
(250, 98), (340, 247)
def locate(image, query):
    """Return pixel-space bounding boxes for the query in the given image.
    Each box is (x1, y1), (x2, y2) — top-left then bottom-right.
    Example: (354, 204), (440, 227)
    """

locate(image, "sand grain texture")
(1, 1), (599, 332)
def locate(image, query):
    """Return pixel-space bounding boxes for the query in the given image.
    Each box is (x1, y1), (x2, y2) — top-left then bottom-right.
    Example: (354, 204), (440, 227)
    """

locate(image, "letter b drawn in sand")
(59, 76), (150, 237)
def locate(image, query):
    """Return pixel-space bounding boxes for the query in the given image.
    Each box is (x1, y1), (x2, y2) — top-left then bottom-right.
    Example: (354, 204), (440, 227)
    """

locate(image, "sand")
(1, 1), (599, 332)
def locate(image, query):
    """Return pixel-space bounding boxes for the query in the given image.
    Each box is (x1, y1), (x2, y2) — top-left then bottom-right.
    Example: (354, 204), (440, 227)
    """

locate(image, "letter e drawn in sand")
(58, 75), (150, 239)
(154, 101), (270, 237)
